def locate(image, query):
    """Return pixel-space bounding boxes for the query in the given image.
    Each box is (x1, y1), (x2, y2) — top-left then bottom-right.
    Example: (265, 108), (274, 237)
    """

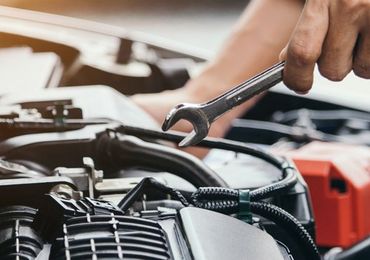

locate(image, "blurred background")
(1, 0), (248, 55)
(0, 0), (369, 109)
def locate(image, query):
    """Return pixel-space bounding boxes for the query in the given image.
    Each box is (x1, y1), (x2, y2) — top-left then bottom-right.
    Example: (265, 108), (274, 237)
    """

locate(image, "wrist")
(183, 63), (243, 102)
(183, 65), (262, 138)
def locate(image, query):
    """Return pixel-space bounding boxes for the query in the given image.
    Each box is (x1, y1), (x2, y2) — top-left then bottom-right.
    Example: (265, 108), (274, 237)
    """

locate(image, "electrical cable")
(119, 178), (319, 260)
(250, 164), (297, 201)
(118, 177), (190, 212)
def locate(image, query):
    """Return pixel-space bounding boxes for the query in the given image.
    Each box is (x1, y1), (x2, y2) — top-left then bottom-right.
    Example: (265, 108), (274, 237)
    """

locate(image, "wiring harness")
(119, 175), (320, 260)
(114, 125), (320, 260)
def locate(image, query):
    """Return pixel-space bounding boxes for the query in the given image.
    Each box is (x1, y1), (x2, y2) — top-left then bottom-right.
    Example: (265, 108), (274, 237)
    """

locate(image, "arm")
(132, 0), (303, 139)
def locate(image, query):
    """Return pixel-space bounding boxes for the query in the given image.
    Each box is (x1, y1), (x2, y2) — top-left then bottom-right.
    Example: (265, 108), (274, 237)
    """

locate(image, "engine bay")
(0, 6), (369, 260)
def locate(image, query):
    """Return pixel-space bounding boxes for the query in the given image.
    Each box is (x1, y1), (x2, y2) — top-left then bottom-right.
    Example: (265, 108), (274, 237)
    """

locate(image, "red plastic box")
(286, 142), (370, 248)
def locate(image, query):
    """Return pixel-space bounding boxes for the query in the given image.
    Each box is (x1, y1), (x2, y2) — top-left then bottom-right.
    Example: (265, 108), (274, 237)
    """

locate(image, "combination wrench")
(162, 61), (285, 147)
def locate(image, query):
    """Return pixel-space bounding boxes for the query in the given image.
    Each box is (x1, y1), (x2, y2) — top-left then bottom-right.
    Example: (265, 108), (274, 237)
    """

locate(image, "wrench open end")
(162, 62), (285, 147)
(161, 104), (187, 132)
(161, 103), (211, 147)
(178, 130), (203, 147)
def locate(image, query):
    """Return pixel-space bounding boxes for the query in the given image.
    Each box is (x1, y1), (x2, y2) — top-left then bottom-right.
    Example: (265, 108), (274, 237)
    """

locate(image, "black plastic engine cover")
(26, 194), (291, 260)
(179, 207), (290, 260)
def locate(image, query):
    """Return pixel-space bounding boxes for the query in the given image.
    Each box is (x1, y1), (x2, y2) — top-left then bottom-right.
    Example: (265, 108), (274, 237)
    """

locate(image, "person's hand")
(280, 0), (370, 93)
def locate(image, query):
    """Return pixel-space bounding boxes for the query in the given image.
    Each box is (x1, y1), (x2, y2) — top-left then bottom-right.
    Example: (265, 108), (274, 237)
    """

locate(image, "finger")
(318, 3), (359, 81)
(284, 1), (329, 93)
(281, 46), (308, 93)
(353, 33), (370, 79)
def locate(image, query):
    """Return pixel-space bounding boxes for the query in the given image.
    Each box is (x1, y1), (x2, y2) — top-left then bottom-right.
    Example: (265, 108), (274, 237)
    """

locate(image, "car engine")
(0, 6), (369, 260)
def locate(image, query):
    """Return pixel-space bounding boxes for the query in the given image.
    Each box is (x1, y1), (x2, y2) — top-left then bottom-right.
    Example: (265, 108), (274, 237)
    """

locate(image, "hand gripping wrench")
(161, 61), (285, 147)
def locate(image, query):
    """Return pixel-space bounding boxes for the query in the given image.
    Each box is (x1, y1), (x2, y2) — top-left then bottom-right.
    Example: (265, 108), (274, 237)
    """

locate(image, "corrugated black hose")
(249, 164), (298, 201)
(250, 202), (320, 260)
(191, 187), (239, 214)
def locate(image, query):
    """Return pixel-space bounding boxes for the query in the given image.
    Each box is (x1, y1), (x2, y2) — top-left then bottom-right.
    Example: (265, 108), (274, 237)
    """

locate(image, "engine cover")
(0, 194), (291, 259)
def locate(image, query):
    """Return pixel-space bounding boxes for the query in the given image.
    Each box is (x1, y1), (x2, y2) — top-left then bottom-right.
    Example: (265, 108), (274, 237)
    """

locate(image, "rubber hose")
(114, 126), (298, 200)
(114, 125), (283, 168)
(95, 133), (228, 187)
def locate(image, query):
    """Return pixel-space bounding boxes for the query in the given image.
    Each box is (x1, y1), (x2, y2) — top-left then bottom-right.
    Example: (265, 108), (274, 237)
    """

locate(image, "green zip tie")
(238, 189), (252, 223)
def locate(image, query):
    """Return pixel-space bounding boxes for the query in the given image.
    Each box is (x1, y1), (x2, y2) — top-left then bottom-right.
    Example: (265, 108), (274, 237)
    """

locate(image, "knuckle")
(288, 42), (319, 66)
(357, 0), (370, 8)
(353, 61), (370, 79)
(319, 66), (348, 81)
(283, 77), (312, 93)
(338, 0), (355, 8)
(338, 0), (370, 12)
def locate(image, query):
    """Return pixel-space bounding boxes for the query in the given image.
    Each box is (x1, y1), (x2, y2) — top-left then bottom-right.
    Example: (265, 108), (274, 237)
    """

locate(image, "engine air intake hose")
(95, 133), (228, 187)
(114, 125), (298, 197)
(0, 206), (43, 259)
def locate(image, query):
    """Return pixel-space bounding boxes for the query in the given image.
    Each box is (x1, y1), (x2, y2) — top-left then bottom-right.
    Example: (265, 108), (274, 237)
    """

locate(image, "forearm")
(133, 0), (303, 138)
(184, 0), (303, 136)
